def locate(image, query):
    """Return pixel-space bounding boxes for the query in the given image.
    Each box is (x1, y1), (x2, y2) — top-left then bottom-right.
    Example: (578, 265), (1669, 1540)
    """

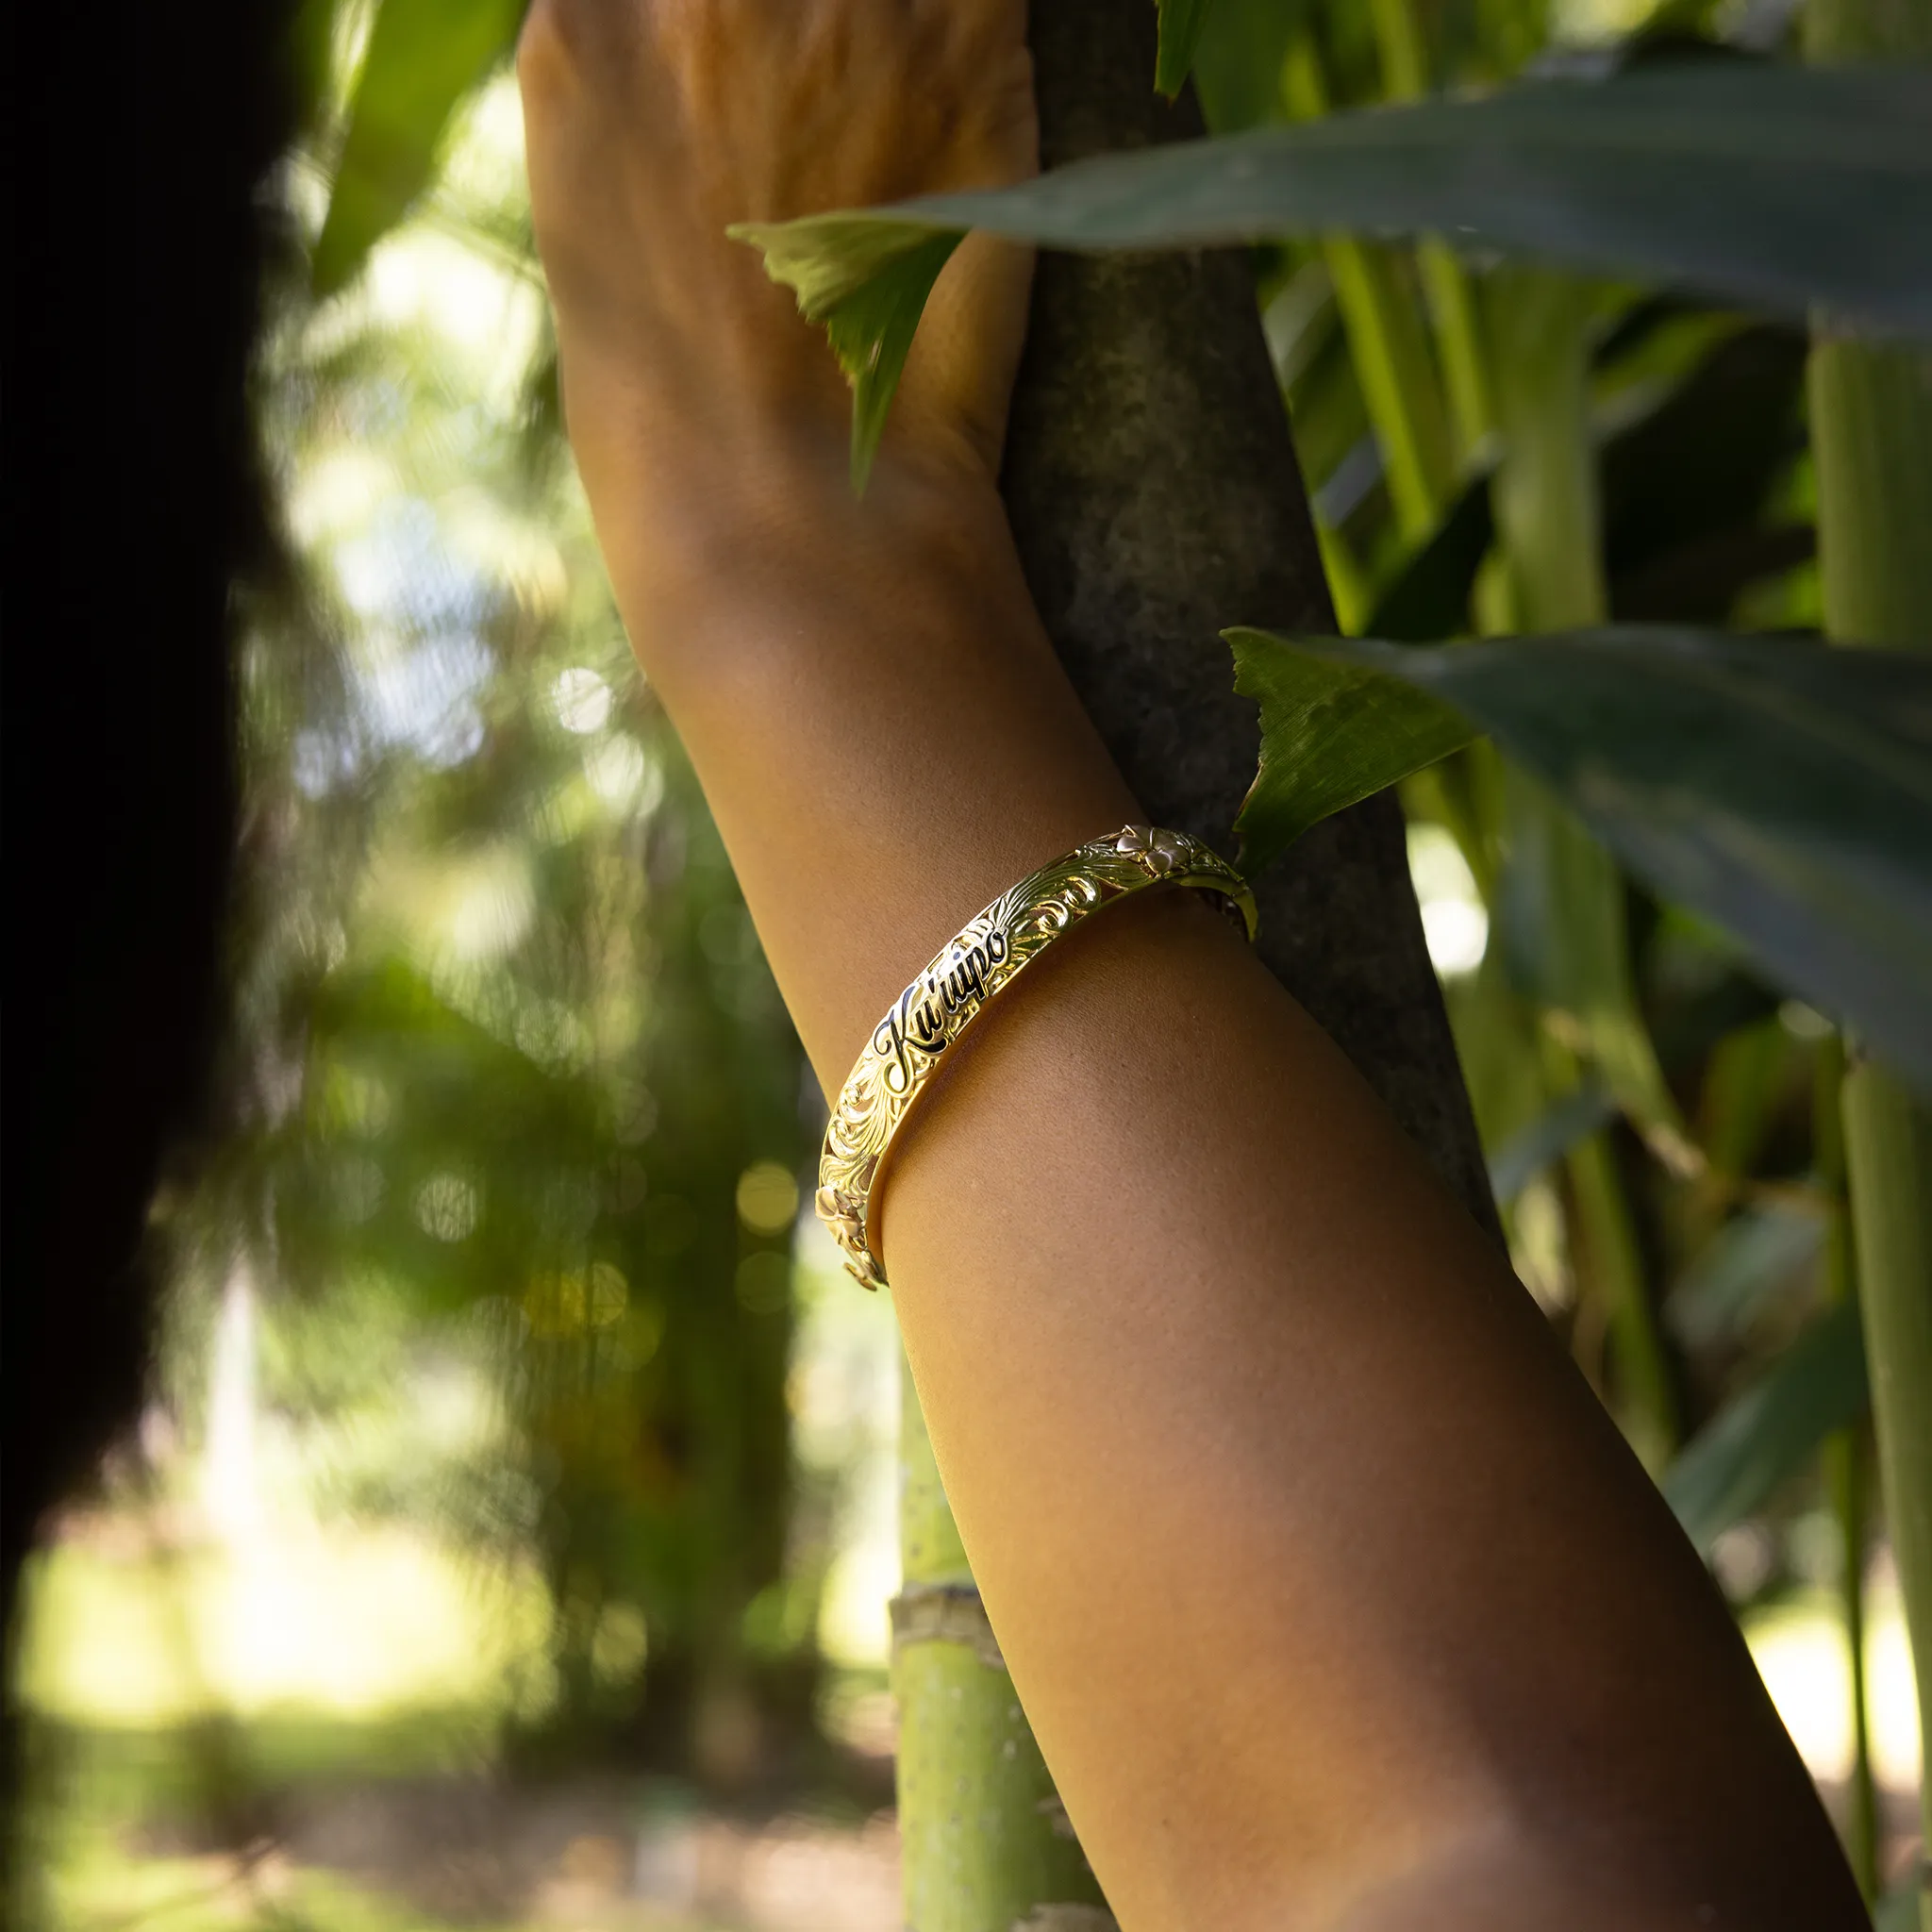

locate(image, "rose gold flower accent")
(1114, 823), (1187, 876)
(816, 1184), (866, 1251)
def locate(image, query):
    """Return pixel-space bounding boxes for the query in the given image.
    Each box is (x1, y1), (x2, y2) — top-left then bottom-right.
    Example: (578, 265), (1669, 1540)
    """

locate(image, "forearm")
(616, 458), (1137, 1091)
(612, 475), (1856, 1930)
(882, 891), (1839, 1929)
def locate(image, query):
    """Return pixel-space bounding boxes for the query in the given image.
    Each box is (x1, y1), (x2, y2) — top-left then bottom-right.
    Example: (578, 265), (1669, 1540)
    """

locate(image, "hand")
(518, 0), (1037, 579)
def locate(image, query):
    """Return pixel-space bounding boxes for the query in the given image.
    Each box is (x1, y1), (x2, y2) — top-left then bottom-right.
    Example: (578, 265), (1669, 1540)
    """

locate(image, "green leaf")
(1488, 1081), (1615, 1206)
(1227, 629), (1475, 874)
(1662, 1298), (1867, 1554)
(737, 63), (1929, 491)
(925, 63), (1932, 331)
(728, 217), (961, 491)
(1668, 1203), (1824, 1352)
(1233, 626), (1932, 1095)
(312, 0), (525, 297)
(1156, 0), (1218, 99)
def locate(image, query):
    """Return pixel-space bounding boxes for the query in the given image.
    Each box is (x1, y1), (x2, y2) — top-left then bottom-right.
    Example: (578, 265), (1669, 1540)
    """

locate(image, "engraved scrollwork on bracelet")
(816, 824), (1258, 1291)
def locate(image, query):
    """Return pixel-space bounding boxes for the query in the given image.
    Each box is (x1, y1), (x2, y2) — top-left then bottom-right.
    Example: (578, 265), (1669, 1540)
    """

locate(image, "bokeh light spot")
(737, 1162), (800, 1236)
(414, 1173), (480, 1241)
(553, 666), (612, 734)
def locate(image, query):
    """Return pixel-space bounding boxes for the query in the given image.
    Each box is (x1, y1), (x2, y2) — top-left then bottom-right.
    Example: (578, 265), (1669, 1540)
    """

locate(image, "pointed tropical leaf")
(914, 63), (1932, 329)
(1157, 0), (1219, 99)
(1233, 627), (1932, 1092)
(729, 216), (960, 491)
(1227, 629), (1475, 874)
(1663, 1298), (1867, 1554)
(736, 63), (1928, 492)
(313, 0), (525, 295)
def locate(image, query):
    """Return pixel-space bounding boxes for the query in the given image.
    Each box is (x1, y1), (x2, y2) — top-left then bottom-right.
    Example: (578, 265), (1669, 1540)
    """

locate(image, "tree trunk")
(1005, 0), (1497, 1228)
(889, 6), (1500, 1925)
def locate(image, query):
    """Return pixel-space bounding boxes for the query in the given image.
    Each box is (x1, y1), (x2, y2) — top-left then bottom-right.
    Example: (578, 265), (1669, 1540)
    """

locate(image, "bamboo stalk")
(1418, 245), (1495, 466)
(1364, 0), (1495, 459)
(1488, 267), (1680, 1469)
(1817, 1033), (1880, 1898)
(895, 1354), (1111, 1931)
(1805, 11), (1932, 1912)
(1824, 1431), (1878, 1894)
(1488, 270), (1604, 628)
(1280, 34), (1455, 543)
(1838, 1067), (1932, 1919)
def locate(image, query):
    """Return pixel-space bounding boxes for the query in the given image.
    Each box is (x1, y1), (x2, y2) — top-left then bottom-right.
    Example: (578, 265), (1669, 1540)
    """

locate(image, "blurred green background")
(9, 0), (1924, 1925)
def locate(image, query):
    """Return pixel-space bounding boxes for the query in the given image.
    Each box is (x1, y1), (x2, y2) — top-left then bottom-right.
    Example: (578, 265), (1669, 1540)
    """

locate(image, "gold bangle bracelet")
(814, 823), (1258, 1290)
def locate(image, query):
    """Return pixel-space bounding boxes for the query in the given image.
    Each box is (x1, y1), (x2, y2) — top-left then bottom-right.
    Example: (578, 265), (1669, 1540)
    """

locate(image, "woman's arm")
(518, 4), (1866, 1925)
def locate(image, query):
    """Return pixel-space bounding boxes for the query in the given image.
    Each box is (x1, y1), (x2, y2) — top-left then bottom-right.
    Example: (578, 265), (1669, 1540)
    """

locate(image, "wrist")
(587, 416), (1020, 669)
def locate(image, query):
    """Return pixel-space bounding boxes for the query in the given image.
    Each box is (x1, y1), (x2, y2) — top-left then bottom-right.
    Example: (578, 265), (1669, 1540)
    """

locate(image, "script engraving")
(816, 827), (1255, 1290)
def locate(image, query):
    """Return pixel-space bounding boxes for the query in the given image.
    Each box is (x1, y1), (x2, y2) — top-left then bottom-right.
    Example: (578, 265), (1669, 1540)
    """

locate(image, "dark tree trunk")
(1002, 0), (1498, 1238)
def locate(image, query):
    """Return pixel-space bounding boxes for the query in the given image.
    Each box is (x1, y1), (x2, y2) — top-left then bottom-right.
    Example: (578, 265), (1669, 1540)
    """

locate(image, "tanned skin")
(517, 4), (1866, 1924)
